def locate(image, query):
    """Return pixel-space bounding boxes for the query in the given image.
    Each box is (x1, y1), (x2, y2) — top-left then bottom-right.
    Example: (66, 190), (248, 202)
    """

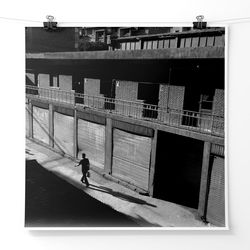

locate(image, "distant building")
(75, 27), (224, 51)
(26, 27), (76, 53)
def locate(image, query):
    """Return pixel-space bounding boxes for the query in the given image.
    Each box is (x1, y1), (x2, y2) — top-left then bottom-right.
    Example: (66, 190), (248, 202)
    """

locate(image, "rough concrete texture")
(26, 138), (208, 228)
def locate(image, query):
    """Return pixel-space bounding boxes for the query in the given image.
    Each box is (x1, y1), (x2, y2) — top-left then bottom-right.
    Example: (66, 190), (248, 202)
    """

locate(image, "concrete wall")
(59, 75), (72, 91)
(84, 78), (105, 108)
(38, 74), (50, 88)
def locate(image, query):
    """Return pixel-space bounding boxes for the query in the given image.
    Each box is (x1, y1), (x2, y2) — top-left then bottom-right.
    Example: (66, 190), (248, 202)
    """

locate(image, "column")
(28, 100), (33, 138)
(198, 141), (211, 219)
(73, 109), (78, 159)
(148, 129), (158, 196)
(49, 103), (54, 148)
(104, 118), (112, 174)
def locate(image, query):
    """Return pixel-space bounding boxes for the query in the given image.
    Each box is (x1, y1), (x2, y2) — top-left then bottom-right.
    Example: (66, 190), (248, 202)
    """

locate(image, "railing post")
(104, 118), (113, 175)
(73, 109), (78, 159)
(148, 129), (158, 196)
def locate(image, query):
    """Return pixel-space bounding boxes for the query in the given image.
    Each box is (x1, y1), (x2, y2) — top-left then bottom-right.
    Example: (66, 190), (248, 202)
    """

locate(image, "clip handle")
(43, 15), (58, 31)
(193, 15), (207, 29)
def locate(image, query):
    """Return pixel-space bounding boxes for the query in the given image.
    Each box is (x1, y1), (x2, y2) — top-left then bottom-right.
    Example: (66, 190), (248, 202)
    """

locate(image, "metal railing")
(26, 85), (224, 137)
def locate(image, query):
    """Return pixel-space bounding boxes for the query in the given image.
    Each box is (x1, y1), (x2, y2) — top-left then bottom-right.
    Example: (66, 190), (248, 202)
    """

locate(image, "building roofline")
(26, 47), (224, 60)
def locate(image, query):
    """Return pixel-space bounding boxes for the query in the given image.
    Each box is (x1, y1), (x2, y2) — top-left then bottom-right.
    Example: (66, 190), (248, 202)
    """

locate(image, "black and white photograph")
(25, 25), (226, 228)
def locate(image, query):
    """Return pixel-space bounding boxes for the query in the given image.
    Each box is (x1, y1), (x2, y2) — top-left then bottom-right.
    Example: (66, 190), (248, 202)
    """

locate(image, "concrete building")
(26, 26), (225, 226)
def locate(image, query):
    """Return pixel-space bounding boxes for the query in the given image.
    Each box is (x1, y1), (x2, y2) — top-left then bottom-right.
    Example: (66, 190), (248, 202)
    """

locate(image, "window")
(95, 30), (105, 42)
(50, 75), (59, 88)
(119, 28), (131, 37)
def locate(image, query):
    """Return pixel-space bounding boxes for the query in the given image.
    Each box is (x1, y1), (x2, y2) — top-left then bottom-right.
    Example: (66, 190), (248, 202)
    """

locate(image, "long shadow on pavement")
(25, 159), (159, 227)
(87, 184), (157, 208)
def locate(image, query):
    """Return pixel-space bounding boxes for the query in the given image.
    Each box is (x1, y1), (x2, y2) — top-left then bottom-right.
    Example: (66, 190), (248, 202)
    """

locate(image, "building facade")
(26, 26), (225, 227)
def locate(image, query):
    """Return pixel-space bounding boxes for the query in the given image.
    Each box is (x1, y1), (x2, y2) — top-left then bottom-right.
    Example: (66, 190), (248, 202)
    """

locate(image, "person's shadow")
(85, 184), (157, 208)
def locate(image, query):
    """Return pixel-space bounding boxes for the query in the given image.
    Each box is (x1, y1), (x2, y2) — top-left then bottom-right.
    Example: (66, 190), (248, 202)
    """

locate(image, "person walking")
(75, 153), (90, 187)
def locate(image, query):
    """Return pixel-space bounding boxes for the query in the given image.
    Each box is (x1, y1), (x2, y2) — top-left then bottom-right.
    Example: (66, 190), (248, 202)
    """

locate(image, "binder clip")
(43, 15), (57, 31)
(193, 15), (207, 29)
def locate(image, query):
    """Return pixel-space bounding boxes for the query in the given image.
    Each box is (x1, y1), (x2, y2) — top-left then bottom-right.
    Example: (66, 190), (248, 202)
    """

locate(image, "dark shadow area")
(25, 159), (157, 227)
(25, 149), (34, 156)
(87, 184), (157, 208)
(153, 131), (204, 209)
(27, 106), (67, 155)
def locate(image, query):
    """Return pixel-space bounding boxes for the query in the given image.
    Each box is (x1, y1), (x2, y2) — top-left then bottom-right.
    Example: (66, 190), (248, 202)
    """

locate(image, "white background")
(0, 0), (250, 249)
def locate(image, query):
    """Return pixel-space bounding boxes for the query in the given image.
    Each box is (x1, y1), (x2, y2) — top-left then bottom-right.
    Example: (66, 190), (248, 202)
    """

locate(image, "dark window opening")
(138, 83), (159, 119)
(49, 75), (59, 88)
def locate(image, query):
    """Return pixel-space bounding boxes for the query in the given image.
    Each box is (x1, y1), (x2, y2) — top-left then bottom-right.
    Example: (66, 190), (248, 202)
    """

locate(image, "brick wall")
(158, 84), (185, 124)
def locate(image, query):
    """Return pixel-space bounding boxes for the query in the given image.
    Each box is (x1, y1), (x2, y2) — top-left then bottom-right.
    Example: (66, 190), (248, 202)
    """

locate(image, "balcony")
(26, 85), (224, 138)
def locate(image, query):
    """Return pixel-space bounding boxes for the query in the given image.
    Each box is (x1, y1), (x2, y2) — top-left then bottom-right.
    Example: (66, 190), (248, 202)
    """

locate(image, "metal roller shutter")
(112, 129), (152, 191)
(33, 106), (49, 144)
(54, 112), (74, 156)
(77, 119), (105, 169)
(206, 155), (225, 226)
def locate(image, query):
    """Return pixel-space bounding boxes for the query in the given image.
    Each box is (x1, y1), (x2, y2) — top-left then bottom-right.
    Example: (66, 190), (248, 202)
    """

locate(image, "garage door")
(33, 106), (49, 144)
(206, 155), (225, 226)
(112, 129), (152, 190)
(54, 112), (74, 156)
(77, 119), (105, 169)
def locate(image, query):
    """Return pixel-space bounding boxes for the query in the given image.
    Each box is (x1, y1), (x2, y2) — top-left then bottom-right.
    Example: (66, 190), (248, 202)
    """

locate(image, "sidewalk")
(26, 139), (207, 228)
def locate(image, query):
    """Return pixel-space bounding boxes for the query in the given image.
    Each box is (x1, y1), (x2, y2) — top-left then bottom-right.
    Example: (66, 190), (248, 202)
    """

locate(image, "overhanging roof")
(26, 47), (224, 60)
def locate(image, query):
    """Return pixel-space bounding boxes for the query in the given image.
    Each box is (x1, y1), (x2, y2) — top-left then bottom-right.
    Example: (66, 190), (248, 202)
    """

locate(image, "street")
(25, 159), (139, 227)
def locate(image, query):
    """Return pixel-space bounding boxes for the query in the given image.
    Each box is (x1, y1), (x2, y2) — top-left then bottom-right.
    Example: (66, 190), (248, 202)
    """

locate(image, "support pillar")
(28, 100), (33, 138)
(104, 118), (112, 174)
(49, 103), (54, 148)
(198, 141), (212, 219)
(73, 109), (78, 159)
(148, 129), (158, 196)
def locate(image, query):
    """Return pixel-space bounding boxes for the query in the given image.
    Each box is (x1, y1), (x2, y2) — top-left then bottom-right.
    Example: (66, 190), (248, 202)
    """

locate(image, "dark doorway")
(153, 131), (204, 209)
(138, 83), (159, 119)
(73, 75), (84, 104)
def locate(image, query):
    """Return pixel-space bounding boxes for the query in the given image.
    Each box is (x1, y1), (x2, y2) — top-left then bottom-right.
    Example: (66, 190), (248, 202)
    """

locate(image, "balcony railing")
(26, 85), (224, 137)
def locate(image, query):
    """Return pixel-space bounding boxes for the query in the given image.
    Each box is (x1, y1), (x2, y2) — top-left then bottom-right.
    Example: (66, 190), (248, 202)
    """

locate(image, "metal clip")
(43, 15), (58, 31)
(193, 15), (207, 29)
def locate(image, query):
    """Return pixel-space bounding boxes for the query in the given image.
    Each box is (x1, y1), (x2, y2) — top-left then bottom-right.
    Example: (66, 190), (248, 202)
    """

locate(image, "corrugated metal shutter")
(206, 155), (225, 226)
(54, 112), (74, 156)
(33, 106), (49, 144)
(158, 85), (185, 125)
(77, 119), (105, 169)
(112, 129), (152, 191)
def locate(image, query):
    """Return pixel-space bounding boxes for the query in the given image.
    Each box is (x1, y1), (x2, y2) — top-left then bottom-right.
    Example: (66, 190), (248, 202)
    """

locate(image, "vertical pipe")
(104, 118), (112, 175)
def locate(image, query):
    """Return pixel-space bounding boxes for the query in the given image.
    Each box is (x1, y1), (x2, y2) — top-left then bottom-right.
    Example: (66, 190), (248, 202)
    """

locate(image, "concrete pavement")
(26, 138), (208, 228)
